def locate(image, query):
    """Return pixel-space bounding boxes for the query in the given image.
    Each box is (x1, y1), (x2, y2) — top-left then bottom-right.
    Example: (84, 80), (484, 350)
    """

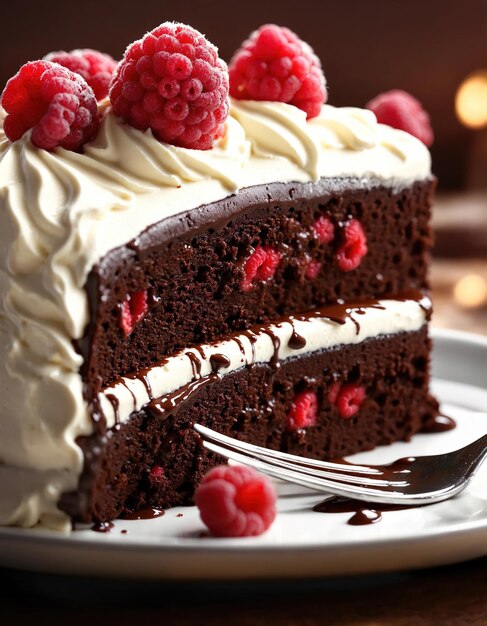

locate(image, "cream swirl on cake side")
(0, 100), (432, 529)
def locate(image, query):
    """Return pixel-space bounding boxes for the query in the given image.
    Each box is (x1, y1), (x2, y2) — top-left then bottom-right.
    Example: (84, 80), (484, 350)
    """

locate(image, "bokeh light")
(455, 71), (487, 129)
(453, 274), (487, 308)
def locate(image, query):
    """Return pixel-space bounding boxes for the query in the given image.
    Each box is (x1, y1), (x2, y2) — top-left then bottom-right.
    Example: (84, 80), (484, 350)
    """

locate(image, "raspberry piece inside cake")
(335, 219), (368, 272)
(119, 290), (148, 336)
(241, 246), (281, 291)
(286, 390), (318, 431)
(335, 383), (366, 419)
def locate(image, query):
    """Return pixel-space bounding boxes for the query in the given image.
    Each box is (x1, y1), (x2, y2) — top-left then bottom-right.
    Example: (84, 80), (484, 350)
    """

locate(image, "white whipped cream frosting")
(0, 100), (432, 529)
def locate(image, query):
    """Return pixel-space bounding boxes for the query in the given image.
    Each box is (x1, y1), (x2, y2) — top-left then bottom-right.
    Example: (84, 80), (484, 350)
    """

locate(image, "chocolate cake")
(0, 22), (438, 530)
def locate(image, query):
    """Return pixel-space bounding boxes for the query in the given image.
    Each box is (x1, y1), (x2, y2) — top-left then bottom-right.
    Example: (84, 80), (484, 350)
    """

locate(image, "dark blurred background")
(1, 0), (487, 190)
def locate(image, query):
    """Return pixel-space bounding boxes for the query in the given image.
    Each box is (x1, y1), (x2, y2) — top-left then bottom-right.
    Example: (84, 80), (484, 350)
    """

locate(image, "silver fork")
(194, 424), (487, 505)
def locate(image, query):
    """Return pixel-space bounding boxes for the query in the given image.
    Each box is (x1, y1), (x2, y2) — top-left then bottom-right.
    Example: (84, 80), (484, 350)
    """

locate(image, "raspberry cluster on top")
(1, 21), (433, 154)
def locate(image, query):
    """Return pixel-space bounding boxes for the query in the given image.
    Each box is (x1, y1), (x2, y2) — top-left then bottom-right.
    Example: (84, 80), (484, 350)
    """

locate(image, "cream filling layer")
(99, 297), (430, 429)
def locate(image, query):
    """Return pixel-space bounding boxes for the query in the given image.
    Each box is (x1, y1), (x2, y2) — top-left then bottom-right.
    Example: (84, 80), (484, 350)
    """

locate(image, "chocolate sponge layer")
(79, 177), (436, 393)
(62, 327), (438, 524)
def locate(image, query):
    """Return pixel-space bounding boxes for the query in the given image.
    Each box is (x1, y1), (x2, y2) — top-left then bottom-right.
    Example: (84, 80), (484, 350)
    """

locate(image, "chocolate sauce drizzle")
(187, 351), (203, 379)
(100, 290), (431, 424)
(148, 373), (221, 417)
(241, 330), (258, 363)
(288, 321), (307, 350)
(105, 394), (120, 425)
(251, 323), (281, 370)
(120, 379), (137, 412)
(295, 299), (386, 335)
(126, 368), (153, 399)
(209, 353), (231, 373)
(233, 337), (247, 363)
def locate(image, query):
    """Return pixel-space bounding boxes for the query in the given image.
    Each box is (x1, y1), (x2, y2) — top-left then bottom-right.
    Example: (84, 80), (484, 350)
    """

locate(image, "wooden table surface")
(0, 557), (486, 626)
(1, 224), (486, 625)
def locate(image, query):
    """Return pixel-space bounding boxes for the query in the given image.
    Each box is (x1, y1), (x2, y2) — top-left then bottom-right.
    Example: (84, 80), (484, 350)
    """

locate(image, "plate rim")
(0, 327), (486, 578)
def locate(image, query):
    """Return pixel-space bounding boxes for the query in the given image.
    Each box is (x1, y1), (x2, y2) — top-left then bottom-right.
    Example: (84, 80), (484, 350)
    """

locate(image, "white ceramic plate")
(0, 328), (486, 580)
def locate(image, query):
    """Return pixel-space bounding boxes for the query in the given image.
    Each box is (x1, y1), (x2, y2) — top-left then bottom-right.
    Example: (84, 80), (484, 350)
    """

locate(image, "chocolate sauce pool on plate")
(120, 507), (165, 520)
(421, 414), (456, 433)
(313, 496), (417, 525)
(91, 521), (114, 533)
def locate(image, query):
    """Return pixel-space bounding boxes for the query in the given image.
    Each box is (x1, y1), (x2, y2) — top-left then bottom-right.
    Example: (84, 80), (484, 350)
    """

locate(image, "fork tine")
(202, 440), (407, 501)
(195, 424), (407, 487)
(205, 437), (407, 488)
(195, 424), (383, 477)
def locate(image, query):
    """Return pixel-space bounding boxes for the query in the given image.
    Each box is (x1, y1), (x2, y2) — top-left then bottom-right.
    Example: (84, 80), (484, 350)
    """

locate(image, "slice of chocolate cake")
(0, 22), (438, 530)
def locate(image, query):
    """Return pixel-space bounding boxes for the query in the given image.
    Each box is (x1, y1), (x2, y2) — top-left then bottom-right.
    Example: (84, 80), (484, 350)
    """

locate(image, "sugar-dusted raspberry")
(366, 89), (434, 147)
(229, 24), (327, 119)
(119, 289), (148, 336)
(195, 465), (277, 537)
(44, 49), (117, 101)
(335, 219), (368, 272)
(241, 246), (281, 291)
(109, 22), (229, 150)
(286, 390), (318, 431)
(1, 60), (99, 150)
(313, 216), (335, 244)
(304, 258), (321, 280)
(335, 383), (366, 419)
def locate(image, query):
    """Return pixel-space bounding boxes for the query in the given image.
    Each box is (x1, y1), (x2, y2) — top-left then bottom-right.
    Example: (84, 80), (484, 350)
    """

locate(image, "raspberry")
(195, 465), (277, 537)
(313, 216), (335, 244)
(335, 219), (368, 272)
(286, 390), (318, 431)
(119, 289), (148, 336)
(149, 465), (165, 482)
(109, 22), (229, 150)
(241, 246), (281, 291)
(304, 258), (321, 280)
(44, 49), (117, 101)
(1, 61), (99, 151)
(335, 383), (366, 419)
(366, 89), (433, 147)
(328, 381), (341, 405)
(229, 24), (327, 119)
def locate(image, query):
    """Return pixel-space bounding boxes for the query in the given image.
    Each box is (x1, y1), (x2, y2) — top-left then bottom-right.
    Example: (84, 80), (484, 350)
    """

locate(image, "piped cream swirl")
(68, 111), (251, 192)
